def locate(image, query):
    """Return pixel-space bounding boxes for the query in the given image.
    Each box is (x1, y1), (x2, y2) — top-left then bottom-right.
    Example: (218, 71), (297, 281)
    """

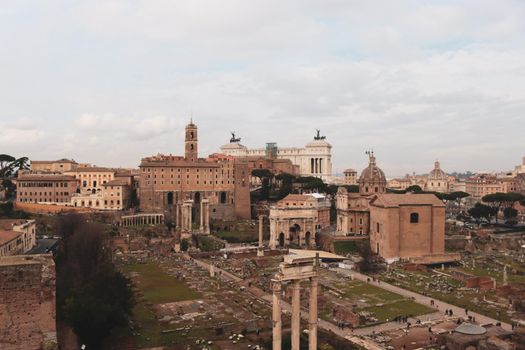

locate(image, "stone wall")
(0, 254), (57, 350)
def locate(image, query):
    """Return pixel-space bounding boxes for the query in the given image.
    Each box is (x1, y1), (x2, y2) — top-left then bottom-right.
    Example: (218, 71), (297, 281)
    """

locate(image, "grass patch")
(359, 299), (434, 323)
(125, 263), (200, 303)
(216, 230), (259, 243)
(334, 241), (360, 255)
(337, 280), (403, 304)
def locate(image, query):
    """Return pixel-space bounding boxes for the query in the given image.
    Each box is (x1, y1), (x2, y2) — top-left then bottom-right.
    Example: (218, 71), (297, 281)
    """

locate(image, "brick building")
(0, 254), (57, 350)
(369, 194), (447, 263)
(337, 153), (454, 264)
(139, 121), (251, 220)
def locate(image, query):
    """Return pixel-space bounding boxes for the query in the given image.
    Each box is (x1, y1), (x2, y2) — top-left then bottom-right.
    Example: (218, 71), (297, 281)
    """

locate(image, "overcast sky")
(1, 0), (524, 177)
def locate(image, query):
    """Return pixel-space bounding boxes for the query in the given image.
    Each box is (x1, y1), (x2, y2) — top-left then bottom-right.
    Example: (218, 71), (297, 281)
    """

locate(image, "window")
(410, 213), (419, 223)
(376, 222), (380, 233)
(359, 218), (363, 225)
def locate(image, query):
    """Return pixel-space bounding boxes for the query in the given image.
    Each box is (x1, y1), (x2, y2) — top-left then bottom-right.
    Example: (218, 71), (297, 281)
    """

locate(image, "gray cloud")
(0, 1), (524, 175)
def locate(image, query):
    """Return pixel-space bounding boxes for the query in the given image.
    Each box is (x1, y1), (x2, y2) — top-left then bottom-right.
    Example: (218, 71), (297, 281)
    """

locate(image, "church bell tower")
(185, 120), (198, 162)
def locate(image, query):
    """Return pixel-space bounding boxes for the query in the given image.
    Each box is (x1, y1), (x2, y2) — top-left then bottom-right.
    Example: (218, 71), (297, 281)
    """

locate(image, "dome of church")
(358, 152), (387, 195)
(428, 161), (447, 180)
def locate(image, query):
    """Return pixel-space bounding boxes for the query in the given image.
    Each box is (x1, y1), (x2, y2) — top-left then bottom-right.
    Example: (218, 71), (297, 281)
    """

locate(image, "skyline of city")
(1, 1), (524, 175)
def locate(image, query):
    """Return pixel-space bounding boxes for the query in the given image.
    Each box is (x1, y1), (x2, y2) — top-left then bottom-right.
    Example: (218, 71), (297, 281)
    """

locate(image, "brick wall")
(0, 255), (57, 350)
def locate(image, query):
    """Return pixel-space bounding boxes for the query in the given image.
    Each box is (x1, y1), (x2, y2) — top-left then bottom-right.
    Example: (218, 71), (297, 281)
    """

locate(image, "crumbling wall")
(0, 254), (57, 350)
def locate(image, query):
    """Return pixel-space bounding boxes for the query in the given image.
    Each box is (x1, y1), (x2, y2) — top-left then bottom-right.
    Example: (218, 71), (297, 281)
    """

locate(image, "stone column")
(203, 199), (210, 234)
(308, 277), (318, 350)
(199, 200), (204, 232)
(175, 202), (180, 229)
(272, 280), (282, 350)
(269, 218), (276, 250)
(258, 215), (264, 256)
(291, 280), (301, 350)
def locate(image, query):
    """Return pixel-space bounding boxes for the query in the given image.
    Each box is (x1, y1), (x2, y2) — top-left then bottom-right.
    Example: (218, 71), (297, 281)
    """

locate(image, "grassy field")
(336, 280), (402, 304)
(125, 263), (200, 303)
(331, 279), (434, 325)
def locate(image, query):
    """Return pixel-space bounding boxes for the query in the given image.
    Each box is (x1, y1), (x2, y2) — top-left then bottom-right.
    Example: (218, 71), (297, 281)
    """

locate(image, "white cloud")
(0, 0), (524, 174)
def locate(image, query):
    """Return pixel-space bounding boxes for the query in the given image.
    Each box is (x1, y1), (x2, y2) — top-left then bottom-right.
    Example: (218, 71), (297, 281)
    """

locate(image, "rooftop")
(370, 193), (445, 207)
(0, 229), (22, 246)
(17, 174), (77, 181)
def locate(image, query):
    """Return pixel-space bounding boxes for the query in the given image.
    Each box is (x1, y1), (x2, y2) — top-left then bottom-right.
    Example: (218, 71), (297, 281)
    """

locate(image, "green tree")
(503, 207), (518, 224)
(405, 185), (423, 193)
(275, 173), (296, 200)
(450, 191), (470, 211)
(482, 192), (525, 223)
(0, 154), (29, 198)
(344, 185), (360, 193)
(468, 203), (494, 224)
(55, 214), (134, 347)
(251, 169), (274, 200)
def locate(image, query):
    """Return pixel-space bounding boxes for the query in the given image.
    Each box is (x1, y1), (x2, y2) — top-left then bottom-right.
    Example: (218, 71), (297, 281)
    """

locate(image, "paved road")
(334, 268), (512, 331)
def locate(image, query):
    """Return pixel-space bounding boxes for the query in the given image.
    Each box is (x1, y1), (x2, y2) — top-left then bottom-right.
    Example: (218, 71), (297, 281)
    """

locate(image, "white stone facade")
(220, 137), (332, 181)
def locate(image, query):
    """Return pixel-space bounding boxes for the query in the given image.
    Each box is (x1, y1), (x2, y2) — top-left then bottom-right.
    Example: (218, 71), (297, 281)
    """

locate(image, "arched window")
(410, 213), (419, 223)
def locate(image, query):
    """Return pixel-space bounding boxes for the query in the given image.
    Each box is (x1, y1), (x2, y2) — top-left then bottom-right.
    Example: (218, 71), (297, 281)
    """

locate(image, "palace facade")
(219, 131), (332, 181)
(139, 122), (251, 220)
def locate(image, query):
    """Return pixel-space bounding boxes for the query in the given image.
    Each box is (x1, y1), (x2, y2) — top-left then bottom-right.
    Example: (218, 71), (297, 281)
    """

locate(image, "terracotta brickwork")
(139, 122), (251, 220)
(0, 254), (57, 350)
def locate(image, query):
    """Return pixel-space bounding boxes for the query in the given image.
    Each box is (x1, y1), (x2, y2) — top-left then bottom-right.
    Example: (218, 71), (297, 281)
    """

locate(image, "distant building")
(369, 194), (448, 263)
(0, 254), (57, 349)
(30, 158), (78, 173)
(513, 156), (525, 174)
(64, 167), (116, 195)
(465, 174), (503, 200)
(425, 161), (449, 192)
(336, 153), (454, 264)
(240, 156), (299, 186)
(139, 121), (251, 220)
(15, 173), (78, 204)
(269, 193), (330, 249)
(343, 168), (358, 185)
(0, 219), (36, 257)
(387, 161), (453, 193)
(220, 130), (333, 181)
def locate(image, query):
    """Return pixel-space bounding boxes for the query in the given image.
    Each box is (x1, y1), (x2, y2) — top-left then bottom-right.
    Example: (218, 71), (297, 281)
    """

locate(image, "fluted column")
(291, 280), (301, 350)
(272, 280), (282, 350)
(308, 277), (318, 350)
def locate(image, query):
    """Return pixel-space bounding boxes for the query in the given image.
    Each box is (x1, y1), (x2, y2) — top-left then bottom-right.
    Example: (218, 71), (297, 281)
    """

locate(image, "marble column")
(203, 200), (210, 234)
(269, 218), (276, 250)
(291, 280), (301, 350)
(308, 277), (318, 350)
(258, 215), (264, 256)
(272, 280), (282, 350)
(199, 201), (204, 232)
